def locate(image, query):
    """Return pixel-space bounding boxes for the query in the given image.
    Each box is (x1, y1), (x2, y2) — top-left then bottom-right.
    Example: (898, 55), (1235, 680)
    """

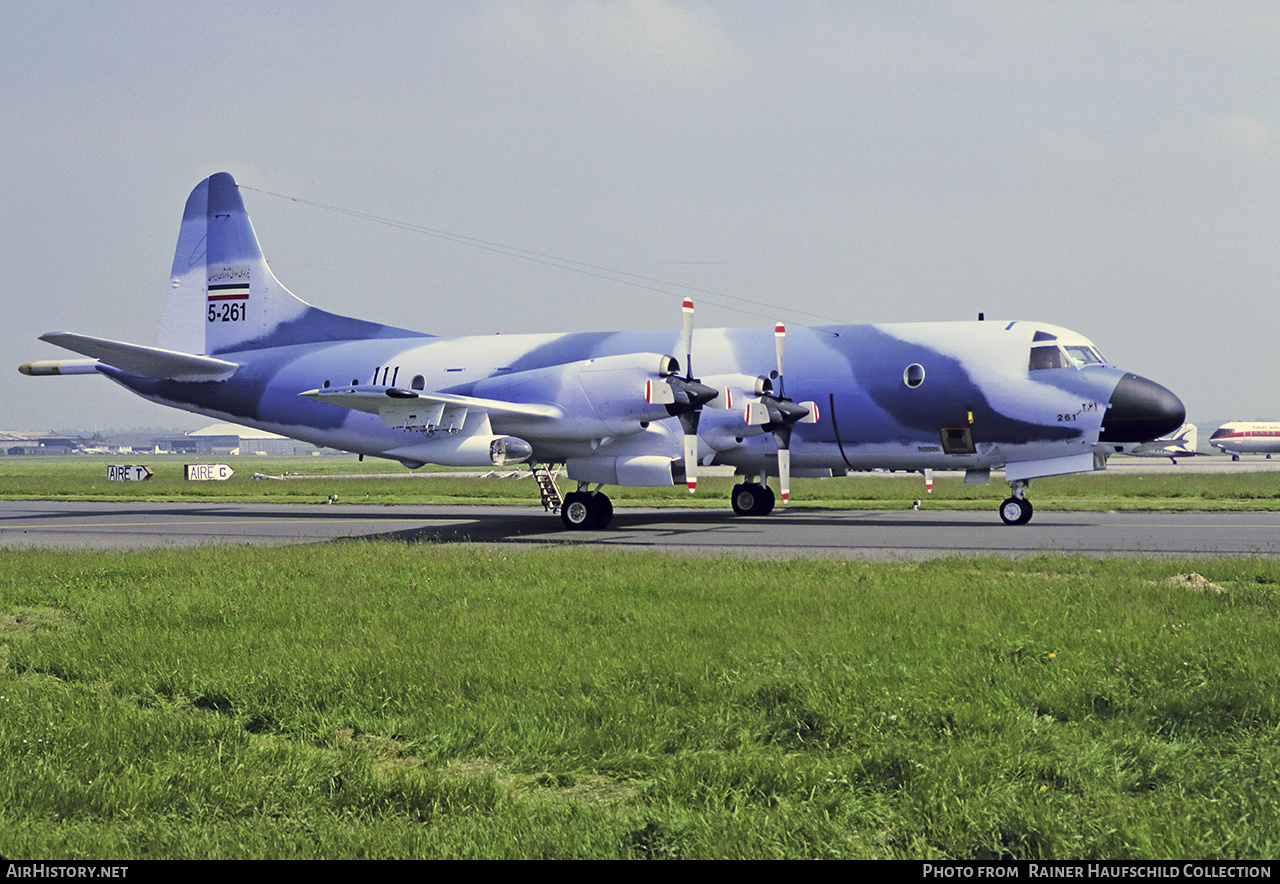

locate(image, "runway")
(3, 500), (1279, 559)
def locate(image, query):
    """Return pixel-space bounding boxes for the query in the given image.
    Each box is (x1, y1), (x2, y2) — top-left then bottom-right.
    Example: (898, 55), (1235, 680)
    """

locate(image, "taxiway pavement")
(2, 500), (1279, 560)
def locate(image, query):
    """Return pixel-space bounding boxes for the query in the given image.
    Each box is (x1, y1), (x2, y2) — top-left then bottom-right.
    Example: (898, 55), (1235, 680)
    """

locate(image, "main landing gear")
(558, 480), (779, 529)
(731, 482), (775, 516)
(560, 487), (613, 530)
(999, 480), (1034, 525)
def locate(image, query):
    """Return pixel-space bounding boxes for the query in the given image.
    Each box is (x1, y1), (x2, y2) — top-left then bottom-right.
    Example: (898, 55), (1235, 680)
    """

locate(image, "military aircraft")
(1208, 422), (1280, 460)
(20, 173), (1185, 529)
(1126, 422), (1199, 463)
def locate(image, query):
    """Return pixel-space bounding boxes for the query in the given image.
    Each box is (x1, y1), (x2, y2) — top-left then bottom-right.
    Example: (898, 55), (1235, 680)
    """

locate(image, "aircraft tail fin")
(158, 173), (428, 357)
(157, 172), (305, 355)
(1173, 422), (1197, 451)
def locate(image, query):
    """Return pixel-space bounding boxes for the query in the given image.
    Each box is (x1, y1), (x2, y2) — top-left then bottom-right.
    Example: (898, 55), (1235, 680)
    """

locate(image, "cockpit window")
(1064, 345), (1105, 367)
(1031, 343), (1107, 371)
(1029, 345), (1067, 371)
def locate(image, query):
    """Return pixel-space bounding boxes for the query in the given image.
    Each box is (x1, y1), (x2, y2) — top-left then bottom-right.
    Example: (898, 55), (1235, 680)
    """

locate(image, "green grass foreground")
(3, 454), (1280, 510)
(3, 544), (1278, 859)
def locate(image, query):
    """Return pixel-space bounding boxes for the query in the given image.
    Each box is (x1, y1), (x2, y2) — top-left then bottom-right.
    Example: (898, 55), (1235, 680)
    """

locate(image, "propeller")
(745, 322), (819, 503)
(774, 322), (787, 399)
(644, 298), (722, 492)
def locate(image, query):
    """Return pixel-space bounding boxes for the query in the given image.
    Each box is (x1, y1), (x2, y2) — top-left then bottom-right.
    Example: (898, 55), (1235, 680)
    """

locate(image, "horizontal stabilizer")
(38, 333), (239, 382)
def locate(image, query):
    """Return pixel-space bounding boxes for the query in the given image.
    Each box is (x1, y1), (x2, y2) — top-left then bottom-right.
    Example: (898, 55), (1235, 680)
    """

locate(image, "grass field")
(3, 456), (1279, 859)
(2, 544), (1279, 859)
(3, 454), (1280, 511)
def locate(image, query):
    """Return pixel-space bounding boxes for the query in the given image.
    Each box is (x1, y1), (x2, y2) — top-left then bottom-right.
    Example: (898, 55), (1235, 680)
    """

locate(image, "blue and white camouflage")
(21, 173), (1185, 529)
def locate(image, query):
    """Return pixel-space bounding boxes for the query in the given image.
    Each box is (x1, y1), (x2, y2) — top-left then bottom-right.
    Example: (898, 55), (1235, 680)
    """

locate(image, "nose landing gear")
(999, 480), (1034, 525)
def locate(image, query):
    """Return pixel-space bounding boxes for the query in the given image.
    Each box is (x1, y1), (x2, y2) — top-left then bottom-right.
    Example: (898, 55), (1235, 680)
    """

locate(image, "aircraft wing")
(299, 386), (561, 430)
(37, 333), (239, 382)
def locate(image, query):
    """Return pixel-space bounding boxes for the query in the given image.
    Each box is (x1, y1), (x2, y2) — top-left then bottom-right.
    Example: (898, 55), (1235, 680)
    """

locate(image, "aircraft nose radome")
(1099, 373), (1186, 443)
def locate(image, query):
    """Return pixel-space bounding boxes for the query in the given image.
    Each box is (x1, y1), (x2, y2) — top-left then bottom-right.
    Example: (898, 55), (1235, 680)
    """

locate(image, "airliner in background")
(1208, 422), (1280, 460)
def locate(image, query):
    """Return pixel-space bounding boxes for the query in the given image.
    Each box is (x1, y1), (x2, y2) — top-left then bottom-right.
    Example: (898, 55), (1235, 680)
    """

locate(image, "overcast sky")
(4, 1), (1278, 432)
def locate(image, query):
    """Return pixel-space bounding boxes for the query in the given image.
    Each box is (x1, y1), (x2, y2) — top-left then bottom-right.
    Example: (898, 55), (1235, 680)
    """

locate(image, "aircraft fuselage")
(104, 319), (1145, 481)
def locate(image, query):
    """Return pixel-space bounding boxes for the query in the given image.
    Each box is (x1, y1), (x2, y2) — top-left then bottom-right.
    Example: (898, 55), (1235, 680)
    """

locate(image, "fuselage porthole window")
(411, 375), (425, 391)
(904, 363), (925, 388)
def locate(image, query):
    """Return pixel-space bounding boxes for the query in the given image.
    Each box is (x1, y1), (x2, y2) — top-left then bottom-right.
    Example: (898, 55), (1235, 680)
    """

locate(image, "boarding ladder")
(531, 463), (564, 513)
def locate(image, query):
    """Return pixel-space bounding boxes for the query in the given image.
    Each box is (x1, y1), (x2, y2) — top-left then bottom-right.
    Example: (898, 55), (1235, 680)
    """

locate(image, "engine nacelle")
(474, 352), (683, 437)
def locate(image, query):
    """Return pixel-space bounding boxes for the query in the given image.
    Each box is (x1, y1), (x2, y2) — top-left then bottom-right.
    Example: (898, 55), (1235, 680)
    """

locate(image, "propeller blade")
(774, 322), (786, 400)
(682, 298), (695, 380)
(705, 386), (732, 409)
(645, 378), (675, 405)
(683, 432), (699, 493)
(777, 446), (791, 503)
(744, 400), (770, 425)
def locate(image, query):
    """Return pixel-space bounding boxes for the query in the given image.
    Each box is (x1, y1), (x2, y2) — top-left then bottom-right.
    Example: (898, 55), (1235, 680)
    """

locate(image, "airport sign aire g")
(184, 464), (235, 481)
